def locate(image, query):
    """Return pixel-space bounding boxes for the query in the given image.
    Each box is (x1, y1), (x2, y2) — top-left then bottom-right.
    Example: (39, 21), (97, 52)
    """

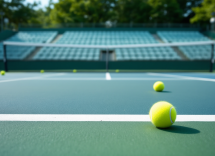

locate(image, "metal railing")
(18, 23), (202, 29)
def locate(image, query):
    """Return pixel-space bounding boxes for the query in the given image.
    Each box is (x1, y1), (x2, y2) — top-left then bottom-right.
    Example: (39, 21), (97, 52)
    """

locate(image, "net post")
(106, 48), (109, 72)
(3, 44), (8, 72)
(210, 44), (214, 72)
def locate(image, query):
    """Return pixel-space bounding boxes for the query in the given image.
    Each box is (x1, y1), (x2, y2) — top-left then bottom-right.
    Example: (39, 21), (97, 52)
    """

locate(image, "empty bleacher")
(0, 31), (57, 60)
(157, 31), (209, 43)
(115, 47), (180, 61)
(5, 30), (213, 61)
(33, 31), (181, 61)
(33, 47), (100, 61)
(114, 31), (181, 61)
(56, 31), (158, 45)
(8, 31), (57, 43)
(157, 31), (214, 60)
(0, 43), (35, 60)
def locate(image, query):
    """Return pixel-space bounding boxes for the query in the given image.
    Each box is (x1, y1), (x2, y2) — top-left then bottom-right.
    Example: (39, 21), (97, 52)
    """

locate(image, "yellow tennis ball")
(116, 69), (119, 73)
(73, 69), (77, 73)
(153, 81), (165, 92)
(149, 101), (177, 128)
(1, 71), (5, 75)
(40, 70), (44, 73)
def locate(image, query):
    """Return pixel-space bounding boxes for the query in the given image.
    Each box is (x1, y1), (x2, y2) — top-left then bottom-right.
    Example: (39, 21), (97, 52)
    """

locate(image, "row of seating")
(157, 31), (213, 60)
(33, 47), (101, 60)
(1, 31), (58, 60)
(116, 56), (180, 61)
(34, 31), (165, 60)
(8, 31), (57, 43)
(115, 47), (181, 61)
(179, 45), (215, 60)
(57, 40), (157, 45)
(57, 31), (158, 45)
(0, 43), (35, 60)
(157, 31), (210, 43)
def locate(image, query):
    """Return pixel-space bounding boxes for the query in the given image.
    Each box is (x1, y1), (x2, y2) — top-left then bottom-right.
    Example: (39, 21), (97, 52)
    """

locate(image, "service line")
(0, 73), (66, 83)
(148, 73), (215, 82)
(0, 115), (214, 122)
(25, 78), (186, 81)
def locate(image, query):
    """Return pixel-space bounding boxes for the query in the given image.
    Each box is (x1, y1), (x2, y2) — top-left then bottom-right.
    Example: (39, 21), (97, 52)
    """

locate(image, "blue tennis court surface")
(0, 72), (215, 156)
(1, 72), (215, 114)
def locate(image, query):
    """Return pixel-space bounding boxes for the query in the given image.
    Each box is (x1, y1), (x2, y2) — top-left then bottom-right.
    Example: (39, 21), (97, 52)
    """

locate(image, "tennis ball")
(116, 69), (119, 73)
(40, 70), (44, 73)
(1, 71), (5, 76)
(153, 81), (165, 92)
(73, 69), (77, 73)
(149, 101), (177, 128)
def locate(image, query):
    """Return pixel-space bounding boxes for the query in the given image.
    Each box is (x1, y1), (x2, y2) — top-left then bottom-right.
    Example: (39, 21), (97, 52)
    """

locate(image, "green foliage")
(116, 0), (152, 23)
(27, 0), (53, 27)
(148, 0), (183, 23)
(50, 0), (117, 24)
(191, 0), (215, 23)
(176, 0), (202, 23)
(0, 0), (37, 28)
(0, 0), (209, 28)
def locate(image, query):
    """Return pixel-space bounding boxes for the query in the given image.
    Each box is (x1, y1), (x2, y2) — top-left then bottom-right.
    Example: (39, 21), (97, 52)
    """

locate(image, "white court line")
(106, 73), (111, 80)
(0, 115), (214, 122)
(35, 78), (106, 80)
(33, 78), (186, 81)
(0, 73), (66, 83)
(148, 73), (215, 82)
(111, 78), (185, 80)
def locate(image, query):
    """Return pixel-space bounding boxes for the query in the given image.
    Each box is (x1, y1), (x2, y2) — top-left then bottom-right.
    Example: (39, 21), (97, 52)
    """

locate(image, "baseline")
(0, 73), (67, 83)
(0, 115), (214, 122)
(148, 73), (215, 82)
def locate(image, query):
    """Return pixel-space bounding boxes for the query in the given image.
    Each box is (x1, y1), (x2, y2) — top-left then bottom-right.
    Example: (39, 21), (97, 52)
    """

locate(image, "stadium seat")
(0, 31), (57, 60)
(29, 30), (181, 61)
(157, 31), (214, 60)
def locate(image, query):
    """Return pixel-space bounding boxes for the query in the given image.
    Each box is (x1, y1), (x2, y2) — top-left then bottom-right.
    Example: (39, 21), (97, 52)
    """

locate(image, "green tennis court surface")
(0, 72), (215, 156)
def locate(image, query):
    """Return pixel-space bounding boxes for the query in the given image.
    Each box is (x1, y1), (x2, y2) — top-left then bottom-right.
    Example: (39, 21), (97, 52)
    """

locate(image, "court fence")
(19, 23), (203, 29)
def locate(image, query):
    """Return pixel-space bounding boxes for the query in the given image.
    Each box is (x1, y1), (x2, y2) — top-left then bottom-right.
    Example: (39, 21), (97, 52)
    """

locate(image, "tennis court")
(0, 72), (215, 156)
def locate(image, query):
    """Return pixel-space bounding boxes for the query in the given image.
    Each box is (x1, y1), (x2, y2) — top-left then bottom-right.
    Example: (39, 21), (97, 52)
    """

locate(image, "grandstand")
(0, 30), (213, 62)
(115, 47), (181, 61)
(8, 31), (57, 43)
(33, 47), (101, 61)
(55, 31), (158, 45)
(157, 31), (214, 60)
(0, 43), (34, 60)
(32, 31), (181, 61)
(157, 31), (209, 43)
(33, 31), (105, 61)
(0, 31), (57, 60)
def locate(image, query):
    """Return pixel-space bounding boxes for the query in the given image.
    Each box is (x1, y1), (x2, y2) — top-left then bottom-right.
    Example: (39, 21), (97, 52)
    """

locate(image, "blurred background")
(0, 0), (214, 30)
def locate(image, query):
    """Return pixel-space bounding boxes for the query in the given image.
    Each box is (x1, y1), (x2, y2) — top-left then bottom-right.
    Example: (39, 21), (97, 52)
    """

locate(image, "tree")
(116, 0), (152, 23)
(50, 0), (117, 24)
(176, 0), (202, 23)
(148, 0), (183, 23)
(191, 0), (215, 23)
(0, 0), (38, 28)
(27, 0), (54, 27)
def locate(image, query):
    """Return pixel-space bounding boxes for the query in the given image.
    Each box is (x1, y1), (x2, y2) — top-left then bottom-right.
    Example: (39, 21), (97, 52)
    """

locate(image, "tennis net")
(2, 41), (215, 72)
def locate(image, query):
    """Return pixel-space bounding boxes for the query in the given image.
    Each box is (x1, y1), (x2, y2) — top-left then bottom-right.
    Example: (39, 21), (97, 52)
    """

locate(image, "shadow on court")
(160, 91), (171, 93)
(159, 125), (200, 134)
(150, 91), (172, 94)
